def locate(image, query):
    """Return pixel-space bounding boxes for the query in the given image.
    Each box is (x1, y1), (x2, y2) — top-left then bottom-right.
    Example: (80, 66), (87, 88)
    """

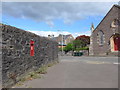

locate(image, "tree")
(76, 35), (90, 43)
(75, 35), (90, 47)
(73, 40), (81, 49)
(72, 35), (90, 51)
(63, 43), (74, 53)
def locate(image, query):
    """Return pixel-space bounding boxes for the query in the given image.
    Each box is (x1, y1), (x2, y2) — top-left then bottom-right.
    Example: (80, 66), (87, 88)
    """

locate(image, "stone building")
(49, 34), (74, 48)
(57, 34), (74, 45)
(89, 5), (120, 56)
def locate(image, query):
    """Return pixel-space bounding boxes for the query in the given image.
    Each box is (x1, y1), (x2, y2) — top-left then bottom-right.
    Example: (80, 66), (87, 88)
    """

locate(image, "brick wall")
(1, 24), (58, 87)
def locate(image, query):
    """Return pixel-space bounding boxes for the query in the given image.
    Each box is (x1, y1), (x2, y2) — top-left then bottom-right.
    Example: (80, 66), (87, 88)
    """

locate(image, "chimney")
(48, 35), (51, 38)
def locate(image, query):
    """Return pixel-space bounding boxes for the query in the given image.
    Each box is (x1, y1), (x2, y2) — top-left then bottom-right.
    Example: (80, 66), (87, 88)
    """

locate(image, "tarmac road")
(14, 56), (118, 88)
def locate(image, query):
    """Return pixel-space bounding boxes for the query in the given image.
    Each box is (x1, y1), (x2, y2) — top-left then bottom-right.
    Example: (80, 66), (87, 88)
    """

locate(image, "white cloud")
(28, 30), (91, 38)
(28, 30), (71, 37)
(2, 0), (120, 2)
(73, 31), (91, 37)
(2, 2), (117, 26)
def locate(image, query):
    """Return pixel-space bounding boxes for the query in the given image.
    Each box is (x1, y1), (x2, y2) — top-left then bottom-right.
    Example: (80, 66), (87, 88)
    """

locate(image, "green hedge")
(75, 47), (89, 51)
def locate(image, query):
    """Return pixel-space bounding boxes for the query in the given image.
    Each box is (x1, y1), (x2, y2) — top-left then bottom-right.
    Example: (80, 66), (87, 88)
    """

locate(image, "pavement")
(14, 56), (118, 88)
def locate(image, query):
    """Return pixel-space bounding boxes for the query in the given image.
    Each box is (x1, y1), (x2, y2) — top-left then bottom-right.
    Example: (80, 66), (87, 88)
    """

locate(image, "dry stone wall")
(1, 24), (58, 87)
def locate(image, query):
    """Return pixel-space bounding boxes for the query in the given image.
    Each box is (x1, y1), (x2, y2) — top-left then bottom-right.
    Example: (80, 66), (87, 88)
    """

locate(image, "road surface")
(14, 56), (118, 88)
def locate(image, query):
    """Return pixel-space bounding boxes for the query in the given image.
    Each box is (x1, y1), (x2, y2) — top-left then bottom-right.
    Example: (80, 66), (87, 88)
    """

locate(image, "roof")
(93, 4), (120, 33)
(64, 34), (73, 39)
(58, 34), (73, 39)
(114, 4), (120, 9)
(51, 37), (57, 41)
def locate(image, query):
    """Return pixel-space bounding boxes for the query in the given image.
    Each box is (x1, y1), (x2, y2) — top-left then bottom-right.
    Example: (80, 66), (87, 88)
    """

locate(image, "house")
(57, 34), (74, 45)
(89, 5), (120, 56)
(48, 34), (74, 48)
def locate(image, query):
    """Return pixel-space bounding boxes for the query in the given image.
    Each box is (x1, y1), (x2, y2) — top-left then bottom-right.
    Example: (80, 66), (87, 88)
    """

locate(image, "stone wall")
(1, 24), (58, 87)
(0, 24), (2, 89)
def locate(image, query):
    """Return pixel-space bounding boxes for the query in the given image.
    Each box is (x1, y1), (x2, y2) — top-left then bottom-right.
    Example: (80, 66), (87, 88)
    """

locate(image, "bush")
(75, 47), (89, 51)
(64, 43), (74, 53)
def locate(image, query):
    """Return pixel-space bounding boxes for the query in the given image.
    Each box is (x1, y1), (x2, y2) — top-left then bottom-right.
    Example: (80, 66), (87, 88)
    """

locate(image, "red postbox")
(30, 40), (34, 56)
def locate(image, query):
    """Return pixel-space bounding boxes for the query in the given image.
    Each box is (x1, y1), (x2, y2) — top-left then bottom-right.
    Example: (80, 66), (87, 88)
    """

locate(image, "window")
(98, 30), (104, 45)
(111, 19), (120, 28)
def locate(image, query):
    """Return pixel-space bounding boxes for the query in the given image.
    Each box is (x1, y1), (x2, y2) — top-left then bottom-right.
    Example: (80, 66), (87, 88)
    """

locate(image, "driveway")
(14, 56), (118, 88)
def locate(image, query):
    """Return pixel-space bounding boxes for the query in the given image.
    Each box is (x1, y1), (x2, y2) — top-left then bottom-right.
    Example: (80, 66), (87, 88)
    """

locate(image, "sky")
(1, 1), (118, 38)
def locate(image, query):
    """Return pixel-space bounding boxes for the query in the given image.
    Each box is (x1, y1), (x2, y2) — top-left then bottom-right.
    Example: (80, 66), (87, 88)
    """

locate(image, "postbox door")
(30, 40), (34, 56)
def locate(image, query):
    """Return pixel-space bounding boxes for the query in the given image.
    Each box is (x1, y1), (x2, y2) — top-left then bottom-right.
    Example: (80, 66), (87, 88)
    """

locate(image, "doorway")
(114, 37), (120, 51)
(110, 34), (120, 52)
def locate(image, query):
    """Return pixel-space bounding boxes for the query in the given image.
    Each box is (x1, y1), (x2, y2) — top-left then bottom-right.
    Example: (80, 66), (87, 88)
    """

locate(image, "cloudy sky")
(2, 1), (118, 38)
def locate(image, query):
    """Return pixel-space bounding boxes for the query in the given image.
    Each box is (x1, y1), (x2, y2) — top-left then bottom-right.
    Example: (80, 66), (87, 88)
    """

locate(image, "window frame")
(98, 30), (104, 46)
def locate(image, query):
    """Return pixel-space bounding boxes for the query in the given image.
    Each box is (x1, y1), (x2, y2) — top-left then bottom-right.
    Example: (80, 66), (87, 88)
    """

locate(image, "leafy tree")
(75, 35), (90, 45)
(73, 40), (80, 49)
(72, 35), (90, 51)
(74, 35), (90, 48)
(63, 43), (74, 53)
(73, 39), (86, 49)
(59, 35), (90, 53)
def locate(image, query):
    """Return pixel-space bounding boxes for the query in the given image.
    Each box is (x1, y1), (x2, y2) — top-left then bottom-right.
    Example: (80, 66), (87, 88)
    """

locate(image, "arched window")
(98, 30), (104, 45)
(111, 19), (120, 28)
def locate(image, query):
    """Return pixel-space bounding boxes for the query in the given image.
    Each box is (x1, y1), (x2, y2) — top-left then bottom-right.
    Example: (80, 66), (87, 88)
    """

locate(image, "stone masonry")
(1, 24), (58, 87)
(89, 5), (120, 56)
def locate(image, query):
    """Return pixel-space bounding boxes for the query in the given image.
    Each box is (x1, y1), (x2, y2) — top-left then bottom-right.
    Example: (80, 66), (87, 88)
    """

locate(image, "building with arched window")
(97, 30), (105, 45)
(89, 5), (120, 56)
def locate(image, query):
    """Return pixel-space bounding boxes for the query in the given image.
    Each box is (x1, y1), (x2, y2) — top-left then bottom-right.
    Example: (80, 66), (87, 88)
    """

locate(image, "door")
(114, 37), (120, 51)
